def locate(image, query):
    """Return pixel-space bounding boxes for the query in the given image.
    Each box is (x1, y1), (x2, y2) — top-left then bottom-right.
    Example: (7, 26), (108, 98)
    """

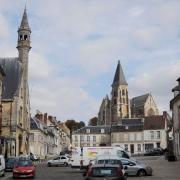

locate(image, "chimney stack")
(35, 113), (40, 120)
(44, 113), (47, 125)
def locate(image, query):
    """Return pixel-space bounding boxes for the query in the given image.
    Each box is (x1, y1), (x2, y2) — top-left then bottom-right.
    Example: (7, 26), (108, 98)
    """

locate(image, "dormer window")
(125, 126), (129, 130)
(86, 129), (90, 133)
(101, 129), (104, 133)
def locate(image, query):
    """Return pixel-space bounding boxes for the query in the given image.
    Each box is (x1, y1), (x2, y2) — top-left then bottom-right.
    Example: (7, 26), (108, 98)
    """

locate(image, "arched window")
(20, 35), (23, 40)
(24, 35), (28, 40)
(114, 90), (117, 97)
(122, 89), (125, 96)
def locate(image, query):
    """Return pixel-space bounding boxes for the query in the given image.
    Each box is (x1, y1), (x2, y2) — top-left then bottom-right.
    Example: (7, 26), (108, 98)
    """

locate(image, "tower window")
(114, 90), (117, 97)
(24, 35), (28, 40)
(122, 89), (125, 96)
(20, 35), (23, 40)
(114, 99), (117, 105)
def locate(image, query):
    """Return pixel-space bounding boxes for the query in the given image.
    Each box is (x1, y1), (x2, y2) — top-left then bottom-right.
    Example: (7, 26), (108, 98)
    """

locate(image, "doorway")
(130, 144), (134, 154)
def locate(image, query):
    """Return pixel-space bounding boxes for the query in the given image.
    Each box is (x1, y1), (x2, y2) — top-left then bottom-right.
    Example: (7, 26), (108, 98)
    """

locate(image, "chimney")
(39, 114), (43, 122)
(44, 113), (47, 125)
(48, 115), (53, 122)
(53, 117), (57, 124)
(163, 111), (167, 119)
(35, 113), (40, 120)
(163, 111), (168, 129)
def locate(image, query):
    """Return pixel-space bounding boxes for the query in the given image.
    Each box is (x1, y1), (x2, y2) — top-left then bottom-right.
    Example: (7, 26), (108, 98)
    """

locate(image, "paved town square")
(1, 156), (180, 180)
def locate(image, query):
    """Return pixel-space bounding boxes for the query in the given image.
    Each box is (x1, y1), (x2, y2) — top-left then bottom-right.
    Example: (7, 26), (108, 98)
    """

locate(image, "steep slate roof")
(112, 60), (128, 87)
(74, 126), (111, 134)
(111, 125), (143, 132)
(131, 93), (149, 107)
(172, 77), (180, 92)
(0, 65), (5, 76)
(0, 58), (22, 100)
(74, 124), (143, 134)
(172, 86), (180, 92)
(144, 116), (165, 130)
(170, 94), (180, 109)
(20, 8), (31, 31)
(30, 118), (39, 130)
(122, 118), (143, 126)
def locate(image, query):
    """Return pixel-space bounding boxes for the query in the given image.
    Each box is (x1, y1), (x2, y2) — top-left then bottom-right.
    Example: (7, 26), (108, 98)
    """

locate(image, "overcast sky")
(0, 0), (179, 123)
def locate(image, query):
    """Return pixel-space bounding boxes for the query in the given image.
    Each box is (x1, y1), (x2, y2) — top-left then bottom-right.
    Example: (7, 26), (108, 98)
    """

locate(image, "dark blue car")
(5, 157), (18, 171)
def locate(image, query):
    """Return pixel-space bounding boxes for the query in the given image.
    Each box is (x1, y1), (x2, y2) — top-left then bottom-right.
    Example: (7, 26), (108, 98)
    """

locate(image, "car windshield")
(92, 167), (118, 177)
(6, 158), (16, 163)
(17, 160), (33, 167)
(97, 159), (123, 168)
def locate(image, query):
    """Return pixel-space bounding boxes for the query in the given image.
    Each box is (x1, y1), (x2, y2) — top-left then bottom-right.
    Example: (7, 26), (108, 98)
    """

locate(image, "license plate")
(20, 175), (27, 177)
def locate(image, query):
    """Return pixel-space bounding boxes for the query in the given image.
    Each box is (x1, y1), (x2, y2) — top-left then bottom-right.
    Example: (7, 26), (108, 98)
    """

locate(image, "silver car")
(47, 156), (70, 167)
(120, 158), (152, 176)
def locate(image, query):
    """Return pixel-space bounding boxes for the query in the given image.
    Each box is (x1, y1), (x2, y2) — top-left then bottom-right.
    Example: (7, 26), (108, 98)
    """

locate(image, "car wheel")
(48, 162), (52, 167)
(64, 162), (68, 166)
(13, 175), (16, 179)
(137, 169), (146, 176)
(2, 170), (5, 177)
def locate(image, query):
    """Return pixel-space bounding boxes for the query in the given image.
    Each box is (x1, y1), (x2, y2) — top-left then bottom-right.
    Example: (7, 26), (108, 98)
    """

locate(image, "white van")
(71, 146), (130, 169)
(0, 155), (5, 177)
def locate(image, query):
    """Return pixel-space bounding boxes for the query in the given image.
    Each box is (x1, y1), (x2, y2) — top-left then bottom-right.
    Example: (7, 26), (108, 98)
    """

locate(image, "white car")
(0, 155), (5, 177)
(47, 156), (70, 167)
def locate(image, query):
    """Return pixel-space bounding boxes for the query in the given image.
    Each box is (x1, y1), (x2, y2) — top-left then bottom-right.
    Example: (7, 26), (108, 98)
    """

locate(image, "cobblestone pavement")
(2, 156), (180, 180)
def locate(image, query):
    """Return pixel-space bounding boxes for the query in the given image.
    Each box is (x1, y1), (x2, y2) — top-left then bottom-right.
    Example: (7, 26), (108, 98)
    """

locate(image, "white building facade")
(72, 126), (110, 147)
(73, 116), (169, 155)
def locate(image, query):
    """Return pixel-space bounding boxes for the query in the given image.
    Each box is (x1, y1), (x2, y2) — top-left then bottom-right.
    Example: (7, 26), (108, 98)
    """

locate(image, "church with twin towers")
(98, 60), (159, 125)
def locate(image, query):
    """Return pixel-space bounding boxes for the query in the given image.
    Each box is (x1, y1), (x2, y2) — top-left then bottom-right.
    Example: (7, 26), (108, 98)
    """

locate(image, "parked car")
(144, 148), (164, 156)
(47, 156), (70, 167)
(120, 158), (152, 176)
(95, 155), (123, 168)
(71, 146), (130, 169)
(5, 157), (18, 171)
(84, 164), (127, 180)
(13, 159), (36, 178)
(0, 155), (5, 177)
(29, 153), (39, 161)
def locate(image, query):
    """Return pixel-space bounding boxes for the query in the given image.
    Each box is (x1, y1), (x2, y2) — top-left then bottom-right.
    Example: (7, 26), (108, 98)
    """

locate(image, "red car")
(13, 159), (35, 178)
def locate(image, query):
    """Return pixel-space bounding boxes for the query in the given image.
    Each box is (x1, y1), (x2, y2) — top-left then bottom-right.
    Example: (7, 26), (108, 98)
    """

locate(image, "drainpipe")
(10, 102), (12, 133)
(0, 104), (2, 135)
(9, 101), (13, 157)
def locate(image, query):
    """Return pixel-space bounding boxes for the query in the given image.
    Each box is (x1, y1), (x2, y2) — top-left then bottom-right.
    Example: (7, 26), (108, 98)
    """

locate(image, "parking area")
(2, 156), (180, 180)
(128, 156), (180, 180)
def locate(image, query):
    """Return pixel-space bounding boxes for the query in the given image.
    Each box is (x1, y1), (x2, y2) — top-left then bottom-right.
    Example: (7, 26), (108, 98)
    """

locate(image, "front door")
(130, 144), (134, 154)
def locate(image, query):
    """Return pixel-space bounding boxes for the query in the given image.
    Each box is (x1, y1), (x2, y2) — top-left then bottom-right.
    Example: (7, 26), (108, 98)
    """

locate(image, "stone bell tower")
(16, 7), (31, 155)
(111, 61), (131, 124)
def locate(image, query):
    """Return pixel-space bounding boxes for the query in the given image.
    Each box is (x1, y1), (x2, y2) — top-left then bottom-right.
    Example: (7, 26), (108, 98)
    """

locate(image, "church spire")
(19, 7), (31, 31)
(112, 60), (128, 87)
